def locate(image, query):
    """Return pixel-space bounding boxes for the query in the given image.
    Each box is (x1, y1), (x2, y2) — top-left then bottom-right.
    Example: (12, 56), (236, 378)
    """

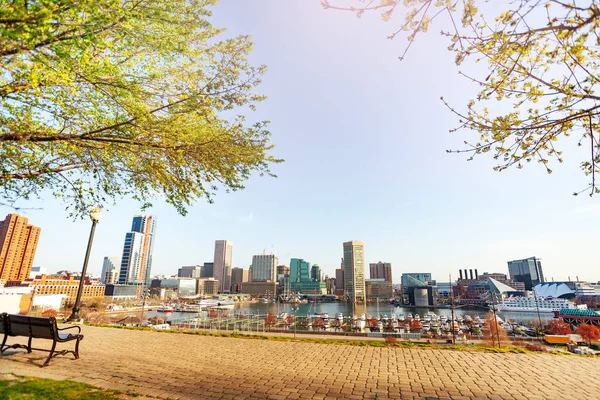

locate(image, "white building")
(251, 254), (278, 282)
(101, 256), (121, 284)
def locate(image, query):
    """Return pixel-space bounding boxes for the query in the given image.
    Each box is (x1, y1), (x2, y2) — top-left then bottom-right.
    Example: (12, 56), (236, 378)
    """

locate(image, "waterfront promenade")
(1, 326), (599, 400)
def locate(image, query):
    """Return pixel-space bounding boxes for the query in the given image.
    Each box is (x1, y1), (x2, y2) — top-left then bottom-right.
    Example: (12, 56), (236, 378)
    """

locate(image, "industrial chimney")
(469, 269), (474, 280)
(474, 269), (478, 279)
(464, 269), (469, 281)
(459, 270), (463, 280)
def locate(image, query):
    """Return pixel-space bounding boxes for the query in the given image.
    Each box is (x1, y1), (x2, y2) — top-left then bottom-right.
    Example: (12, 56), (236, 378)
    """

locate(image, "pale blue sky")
(7, 1), (600, 283)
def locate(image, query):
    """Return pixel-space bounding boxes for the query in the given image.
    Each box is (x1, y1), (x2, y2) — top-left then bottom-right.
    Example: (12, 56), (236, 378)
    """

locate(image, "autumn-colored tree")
(482, 312), (509, 347)
(367, 318), (379, 330)
(409, 319), (422, 332)
(284, 315), (293, 325)
(312, 317), (325, 330)
(324, 1), (600, 195)
(41, 309), (58, 318)
(547, 320), (573, 335)
(575, 323), (600, 345)
(1, 0), (280, 217)
(264, 312), (277, 329)
(330, 319), (341, 330)
(208, 309), (218, 318)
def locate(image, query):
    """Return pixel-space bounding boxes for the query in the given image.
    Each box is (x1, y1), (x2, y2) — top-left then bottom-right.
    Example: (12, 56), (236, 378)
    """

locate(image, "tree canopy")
(0, 0), (281, 217)
(323, 0), (600, 196)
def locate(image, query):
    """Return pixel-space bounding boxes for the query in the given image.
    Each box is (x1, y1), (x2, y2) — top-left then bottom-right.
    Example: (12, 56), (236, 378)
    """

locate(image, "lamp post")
(67, 206), (102, 322)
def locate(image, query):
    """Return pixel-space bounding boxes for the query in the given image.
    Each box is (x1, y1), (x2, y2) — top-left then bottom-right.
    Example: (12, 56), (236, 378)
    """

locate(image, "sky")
(6, 0), (600, 284)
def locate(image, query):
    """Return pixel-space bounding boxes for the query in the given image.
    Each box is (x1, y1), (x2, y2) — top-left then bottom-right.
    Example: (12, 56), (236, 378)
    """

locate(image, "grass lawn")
(0, 375), (125, 400)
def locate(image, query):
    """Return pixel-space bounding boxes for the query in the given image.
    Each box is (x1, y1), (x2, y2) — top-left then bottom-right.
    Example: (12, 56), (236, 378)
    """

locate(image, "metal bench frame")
(0, 313), (84, 367)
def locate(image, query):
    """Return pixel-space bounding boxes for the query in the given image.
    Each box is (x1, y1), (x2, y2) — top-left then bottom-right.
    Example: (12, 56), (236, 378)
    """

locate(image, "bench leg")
(27, 336), (32, 353)
(0, 333), (7, 354)
(42, 341), (56, 367)
(74, 338), (81, 360)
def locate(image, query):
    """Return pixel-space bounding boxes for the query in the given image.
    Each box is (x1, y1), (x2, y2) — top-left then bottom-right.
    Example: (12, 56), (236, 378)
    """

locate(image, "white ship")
(494, 296), (586, 313)
(196, 299), (235, 310)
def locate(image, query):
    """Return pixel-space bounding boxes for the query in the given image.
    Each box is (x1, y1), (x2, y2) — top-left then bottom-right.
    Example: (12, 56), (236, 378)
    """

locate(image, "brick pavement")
(1, 325), (599, 399)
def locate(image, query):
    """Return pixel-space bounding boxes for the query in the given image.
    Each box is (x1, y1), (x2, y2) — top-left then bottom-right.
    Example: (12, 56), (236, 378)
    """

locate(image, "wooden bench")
(0, 313), (84, 367)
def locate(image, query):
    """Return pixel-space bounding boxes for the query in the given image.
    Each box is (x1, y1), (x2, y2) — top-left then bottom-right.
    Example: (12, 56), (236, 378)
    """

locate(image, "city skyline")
(5, 0), (600, 284)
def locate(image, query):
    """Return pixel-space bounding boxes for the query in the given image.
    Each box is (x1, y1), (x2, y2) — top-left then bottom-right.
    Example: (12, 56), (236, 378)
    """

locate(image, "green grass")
(0, 375), (123, 400)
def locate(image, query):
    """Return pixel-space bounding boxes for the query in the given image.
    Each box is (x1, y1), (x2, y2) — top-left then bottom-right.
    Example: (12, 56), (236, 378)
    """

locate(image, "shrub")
(524, 343), (547, 352)
(385, 336), (398, 344)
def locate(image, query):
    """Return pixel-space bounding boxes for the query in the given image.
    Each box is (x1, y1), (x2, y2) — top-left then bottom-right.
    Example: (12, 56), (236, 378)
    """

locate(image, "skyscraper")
(311, 264), (322, 281)
(101, 256), (121, 284)
(335, 268), (345, 294)
(251, 254), (278, 282)
(118, 215), (156, 287)
(0, 214), (41, 282)
(508, 256), (544, 290)
(369, 261), (392, 282)
(343, 241), (365, 302)
(213, 240), (233, 293)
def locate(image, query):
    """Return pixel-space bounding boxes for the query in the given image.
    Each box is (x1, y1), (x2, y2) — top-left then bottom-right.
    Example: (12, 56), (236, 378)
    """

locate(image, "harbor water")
(148, 302), (556, 325)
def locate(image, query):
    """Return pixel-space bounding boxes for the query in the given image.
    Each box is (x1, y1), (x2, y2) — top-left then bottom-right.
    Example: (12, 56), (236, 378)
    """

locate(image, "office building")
(241, 281), (279, 297)
(11, 274), (104, 301)
(508, 256), (544, 290)
(343, 241), (365, 302)
(118, 215), (157, 288)
(202, 262), (214, 278)
(365, 279), (393, 299)
(311, 264), (322, 282)
(101, 257), (121, 284)
(277, 265), (290, 296)
(213, 240), (233, 293)
(290, 258), (326, 294)
(231, 267), (249, 293)
(335, 268), (345, 295)
(178, 265), (202, 279)
(251, 254), (277, 282)
(0, 214), (42, 282)
(369, 261), (392, 282)
(197, 278), (219, 295)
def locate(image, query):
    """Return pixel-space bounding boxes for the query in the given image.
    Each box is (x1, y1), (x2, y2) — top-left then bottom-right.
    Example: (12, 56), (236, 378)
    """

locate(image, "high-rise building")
(343, 241), (365, 302)
(202, 262), (214, 278)
(178, 265), (202, 278)
(0, 214), (41, 282)
(289, 258), (326, 294)
(118, 215), (156, 288)
(231, 267), (249, 293)
(213, 240), (233, 293)
(311, 264), (322, 282)
(251, 254), (278, 282)
(508, 256), (544, 290)
(290, 258), (310, 283)
(101, 256), (121, 284)
(369, 261), (392, 282)
(335, 268), (345, 295)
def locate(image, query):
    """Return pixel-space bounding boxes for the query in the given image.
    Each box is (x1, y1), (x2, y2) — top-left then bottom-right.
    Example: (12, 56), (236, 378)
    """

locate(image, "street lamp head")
(90, 206), (102, 223)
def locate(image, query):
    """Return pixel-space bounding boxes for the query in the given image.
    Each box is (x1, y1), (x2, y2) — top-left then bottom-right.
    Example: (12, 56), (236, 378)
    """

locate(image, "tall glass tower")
(118, 215), (156, 288)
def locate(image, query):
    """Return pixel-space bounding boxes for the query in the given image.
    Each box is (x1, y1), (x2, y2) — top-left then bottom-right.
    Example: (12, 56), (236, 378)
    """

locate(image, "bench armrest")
(57, 325), (81, 335)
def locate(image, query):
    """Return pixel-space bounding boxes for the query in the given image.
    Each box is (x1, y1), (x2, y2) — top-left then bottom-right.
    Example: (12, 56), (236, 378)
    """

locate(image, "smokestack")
(474, 269), (478, 279)
(469, 269), (474, 280)
(568, 276), (571, 281)
(459, 270), (463, 280)
(464, 269), (469, 281)
(576, 276), (579, 282)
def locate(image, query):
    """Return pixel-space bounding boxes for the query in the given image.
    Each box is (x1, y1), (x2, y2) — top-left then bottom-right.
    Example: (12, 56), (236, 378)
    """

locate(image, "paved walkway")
(1, 326), (599, 399)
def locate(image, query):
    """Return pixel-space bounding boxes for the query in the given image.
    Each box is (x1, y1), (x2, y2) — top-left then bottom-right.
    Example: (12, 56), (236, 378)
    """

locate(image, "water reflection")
(148, 301), (555, 325)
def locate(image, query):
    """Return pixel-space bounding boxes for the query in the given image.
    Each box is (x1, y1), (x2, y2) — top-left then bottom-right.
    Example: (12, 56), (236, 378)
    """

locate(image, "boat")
(336, 313), (344, 321)
(494, 296), (587, 313)
(157, 305), (174, 313)
(198, 299), (235, 310)
(407, 313), (413, 319)
(414, 313), (420, 321)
